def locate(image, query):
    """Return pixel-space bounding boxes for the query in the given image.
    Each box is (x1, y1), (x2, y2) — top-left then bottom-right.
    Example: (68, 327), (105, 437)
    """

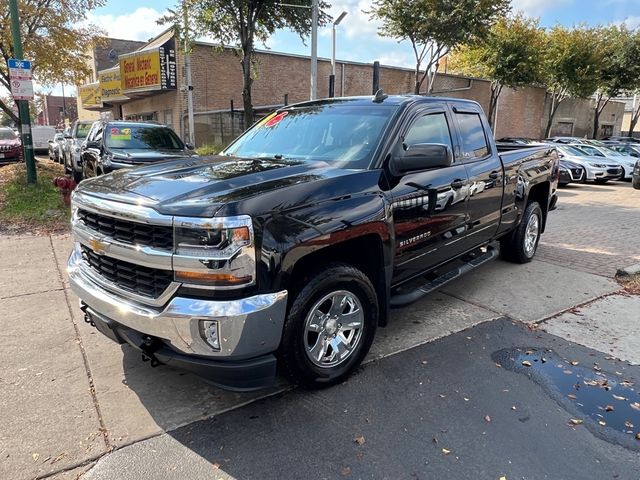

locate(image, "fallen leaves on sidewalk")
(354, 436), (365, 446)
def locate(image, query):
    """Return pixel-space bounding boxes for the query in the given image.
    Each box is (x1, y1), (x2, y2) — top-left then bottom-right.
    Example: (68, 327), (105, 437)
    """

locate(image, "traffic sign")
(8, 58), (32, 70)
(8, 58), (33, 100)
(11, 78), (34, 100)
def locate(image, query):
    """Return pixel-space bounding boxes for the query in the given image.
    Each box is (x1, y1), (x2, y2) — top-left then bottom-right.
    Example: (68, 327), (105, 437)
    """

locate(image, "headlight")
(588, 163), (606, 168)
(173, 216), (255, 288)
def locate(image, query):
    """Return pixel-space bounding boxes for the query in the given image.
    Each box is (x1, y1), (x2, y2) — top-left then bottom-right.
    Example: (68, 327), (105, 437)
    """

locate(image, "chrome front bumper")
(68, 248), (288, 361)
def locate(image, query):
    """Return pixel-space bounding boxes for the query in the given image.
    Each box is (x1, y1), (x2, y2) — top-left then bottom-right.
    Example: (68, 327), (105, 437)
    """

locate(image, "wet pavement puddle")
(493, 347), (640, 450)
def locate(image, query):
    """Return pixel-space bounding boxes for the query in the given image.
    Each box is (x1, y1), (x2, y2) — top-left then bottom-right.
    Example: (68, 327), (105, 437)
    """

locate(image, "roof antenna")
(373, 89), (388, 103)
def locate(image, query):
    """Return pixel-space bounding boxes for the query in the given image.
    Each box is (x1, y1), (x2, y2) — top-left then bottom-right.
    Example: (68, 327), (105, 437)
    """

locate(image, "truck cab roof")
(284, 94), (482, 110)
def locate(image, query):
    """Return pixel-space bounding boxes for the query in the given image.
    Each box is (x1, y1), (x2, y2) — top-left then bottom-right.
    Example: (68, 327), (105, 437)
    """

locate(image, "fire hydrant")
(53, 176), (77, 206)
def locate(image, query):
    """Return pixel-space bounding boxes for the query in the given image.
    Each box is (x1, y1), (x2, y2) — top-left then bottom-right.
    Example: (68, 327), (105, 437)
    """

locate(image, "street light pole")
(8, 0), (36, 183)
(329, 11), (347, 98)
(183, 4), (195, 147)
(310, 0), (318, 100)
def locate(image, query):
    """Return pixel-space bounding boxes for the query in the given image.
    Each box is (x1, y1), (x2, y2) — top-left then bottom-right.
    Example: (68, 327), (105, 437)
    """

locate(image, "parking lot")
(1, 177), (639, 479)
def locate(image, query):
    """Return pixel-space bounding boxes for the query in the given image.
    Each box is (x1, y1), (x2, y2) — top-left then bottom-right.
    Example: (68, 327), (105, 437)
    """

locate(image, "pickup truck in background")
(68, 94), (558, 391)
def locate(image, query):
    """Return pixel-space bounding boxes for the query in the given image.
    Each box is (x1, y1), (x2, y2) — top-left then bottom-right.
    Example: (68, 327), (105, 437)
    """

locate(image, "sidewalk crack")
(49, 236), (112, 451)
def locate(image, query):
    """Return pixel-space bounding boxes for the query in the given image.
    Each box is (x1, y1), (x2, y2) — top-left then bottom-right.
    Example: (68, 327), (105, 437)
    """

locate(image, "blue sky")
(42, 0), (640, 95)
(85, 0), (640, 67)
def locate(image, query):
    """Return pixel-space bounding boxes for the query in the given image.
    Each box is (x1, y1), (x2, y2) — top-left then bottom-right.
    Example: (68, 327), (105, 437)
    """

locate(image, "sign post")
(8, 0), (36, 184)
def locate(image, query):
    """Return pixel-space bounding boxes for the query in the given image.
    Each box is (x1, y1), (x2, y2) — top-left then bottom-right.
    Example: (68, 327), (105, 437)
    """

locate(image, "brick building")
(76, 30), (624, 146)
(37, 94), (78, 128)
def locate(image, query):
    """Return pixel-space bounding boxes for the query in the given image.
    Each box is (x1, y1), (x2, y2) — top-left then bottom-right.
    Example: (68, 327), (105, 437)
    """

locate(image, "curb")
(616, 263), (640, 277)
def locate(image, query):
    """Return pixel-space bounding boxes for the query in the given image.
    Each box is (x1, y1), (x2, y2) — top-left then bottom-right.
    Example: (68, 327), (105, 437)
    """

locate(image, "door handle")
(450, 179), (465, 189)
(489, 171), (500, 179)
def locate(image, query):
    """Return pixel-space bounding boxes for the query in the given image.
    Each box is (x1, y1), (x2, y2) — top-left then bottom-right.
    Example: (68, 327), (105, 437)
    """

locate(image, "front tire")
(279, 263), (378, 389)
(500, 201), (542, 264)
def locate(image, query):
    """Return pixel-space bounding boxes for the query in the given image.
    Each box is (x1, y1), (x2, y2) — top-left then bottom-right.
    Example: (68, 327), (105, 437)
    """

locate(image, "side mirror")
(392, 143), (452, 175)
(85, 141), (100, 149)
(48, 139), (54, 143)
(185, 142), (194, 150)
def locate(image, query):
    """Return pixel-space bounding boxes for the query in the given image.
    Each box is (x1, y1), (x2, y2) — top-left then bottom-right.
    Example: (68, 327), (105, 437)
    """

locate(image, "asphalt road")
(83, 319), (640, 480)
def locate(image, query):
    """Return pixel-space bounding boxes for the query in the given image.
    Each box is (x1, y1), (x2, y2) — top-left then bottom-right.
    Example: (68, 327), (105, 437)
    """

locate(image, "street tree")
(367, 0), (510, 95)
(592, 25), (640, 138)
(543, 25), (601, 137)
(448, 14), (546, 129)
(627, 90), (640, 136)
(0, 0), (105, 123)
(161, 0), (330, 129)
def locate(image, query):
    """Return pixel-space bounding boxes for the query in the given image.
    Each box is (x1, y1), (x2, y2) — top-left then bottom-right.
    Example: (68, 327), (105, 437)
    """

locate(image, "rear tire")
(500, 201), (542, 264)
(279, 263), (378, 389)
(73, 169), (83, 183)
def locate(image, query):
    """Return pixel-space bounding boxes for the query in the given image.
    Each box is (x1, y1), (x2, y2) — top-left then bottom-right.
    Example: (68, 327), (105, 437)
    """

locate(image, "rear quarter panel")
(497, 146), (558, 235)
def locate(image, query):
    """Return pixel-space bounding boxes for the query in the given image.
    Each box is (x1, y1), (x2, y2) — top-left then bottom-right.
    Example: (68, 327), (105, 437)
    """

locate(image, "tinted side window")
(404, 113), (453, 151)
(456, 113), (489, 159)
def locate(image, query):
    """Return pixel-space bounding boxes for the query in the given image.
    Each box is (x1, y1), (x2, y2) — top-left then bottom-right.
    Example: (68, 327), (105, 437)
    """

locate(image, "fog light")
(200, 320), (220, 350)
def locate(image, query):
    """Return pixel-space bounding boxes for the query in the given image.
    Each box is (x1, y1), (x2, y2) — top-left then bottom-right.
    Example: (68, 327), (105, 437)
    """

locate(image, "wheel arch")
(287, 234), (390, 327)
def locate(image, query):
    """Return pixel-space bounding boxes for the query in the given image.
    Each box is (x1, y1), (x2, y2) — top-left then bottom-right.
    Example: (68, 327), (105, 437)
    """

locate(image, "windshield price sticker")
(264, 112), (288, 128)
(110, 127), (132, 141)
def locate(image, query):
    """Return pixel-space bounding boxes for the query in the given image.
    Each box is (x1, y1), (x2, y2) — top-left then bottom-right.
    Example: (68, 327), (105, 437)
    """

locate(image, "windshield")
(76, 123), (92, 139)
(0, 129), (17, 140)
(105, 125), (185, 150)
(602, 147), (622, 156)
(575, 145), (604, 157)
(223, 104), (397, 169)
(559, 145), (586, 156)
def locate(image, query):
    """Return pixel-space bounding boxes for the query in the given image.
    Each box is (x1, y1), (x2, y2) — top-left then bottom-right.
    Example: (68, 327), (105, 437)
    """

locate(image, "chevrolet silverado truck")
(68, 95), (558, 391)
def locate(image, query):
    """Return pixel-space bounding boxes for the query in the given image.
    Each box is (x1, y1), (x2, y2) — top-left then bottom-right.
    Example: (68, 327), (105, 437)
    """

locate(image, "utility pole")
(9, 0), (36, 183)
(310, 0), (318, 100)
(183, 4), (195, 146)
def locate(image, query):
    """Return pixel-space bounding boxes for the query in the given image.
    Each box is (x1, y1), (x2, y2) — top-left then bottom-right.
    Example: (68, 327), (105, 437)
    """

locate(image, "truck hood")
(77, 155), (375, 217)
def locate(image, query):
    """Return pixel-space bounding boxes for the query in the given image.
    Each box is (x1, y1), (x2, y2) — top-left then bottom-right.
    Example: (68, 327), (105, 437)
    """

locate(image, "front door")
(389, 107), (470, 285)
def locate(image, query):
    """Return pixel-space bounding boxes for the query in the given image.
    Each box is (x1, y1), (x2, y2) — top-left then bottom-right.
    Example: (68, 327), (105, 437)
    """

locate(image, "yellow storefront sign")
(120, 50), (162, 93)
(98, 68), (126, 102)
(79, 82), (102, 109)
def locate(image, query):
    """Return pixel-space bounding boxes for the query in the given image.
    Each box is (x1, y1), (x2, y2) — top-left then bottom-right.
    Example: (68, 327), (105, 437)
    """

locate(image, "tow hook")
(80, 303), (95, 327)
(141, 352), (161, 368)
(140, 336), (161, 368)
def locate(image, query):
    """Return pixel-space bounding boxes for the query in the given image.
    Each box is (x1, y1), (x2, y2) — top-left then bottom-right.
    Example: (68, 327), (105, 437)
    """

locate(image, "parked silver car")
(555, 145), (623, 184)
(569, 144), (636, 180)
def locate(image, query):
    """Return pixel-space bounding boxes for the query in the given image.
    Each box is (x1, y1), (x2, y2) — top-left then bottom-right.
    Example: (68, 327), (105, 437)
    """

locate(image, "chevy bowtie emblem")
(89, 238), (109, 255)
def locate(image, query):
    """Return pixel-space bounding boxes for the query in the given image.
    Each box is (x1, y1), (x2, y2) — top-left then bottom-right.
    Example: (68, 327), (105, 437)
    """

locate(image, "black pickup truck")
(68, 95), (558, 391)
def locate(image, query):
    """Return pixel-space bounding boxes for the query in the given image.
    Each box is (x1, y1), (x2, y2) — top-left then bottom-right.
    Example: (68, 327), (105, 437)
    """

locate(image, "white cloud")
(321, 0), (393, 42)
(84, 7), (168, 42)
(510, 0), (574, 17)
(620, 15), (640, 29)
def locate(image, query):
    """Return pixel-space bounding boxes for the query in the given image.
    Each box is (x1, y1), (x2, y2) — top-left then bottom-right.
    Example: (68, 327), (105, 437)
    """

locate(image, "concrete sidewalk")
(0, 233), (621, 480)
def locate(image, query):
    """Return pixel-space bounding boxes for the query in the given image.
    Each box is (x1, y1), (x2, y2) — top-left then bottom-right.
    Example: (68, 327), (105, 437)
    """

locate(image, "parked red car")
(0, 127), (22, 163)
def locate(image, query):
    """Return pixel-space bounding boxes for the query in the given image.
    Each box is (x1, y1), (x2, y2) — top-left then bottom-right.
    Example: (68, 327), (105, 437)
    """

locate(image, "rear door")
(389, 104), (470, 285)
(450, 104), (504, 248)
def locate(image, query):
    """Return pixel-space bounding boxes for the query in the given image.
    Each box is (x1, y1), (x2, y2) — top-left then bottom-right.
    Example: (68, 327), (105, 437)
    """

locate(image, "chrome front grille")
(78, 209), (174, 250)
(81, 245), (173, 298)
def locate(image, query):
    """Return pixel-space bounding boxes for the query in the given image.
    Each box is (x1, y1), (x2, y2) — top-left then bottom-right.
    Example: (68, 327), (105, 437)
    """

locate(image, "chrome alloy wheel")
(524, 212), (540, 258)
(303, 290), (364, 368)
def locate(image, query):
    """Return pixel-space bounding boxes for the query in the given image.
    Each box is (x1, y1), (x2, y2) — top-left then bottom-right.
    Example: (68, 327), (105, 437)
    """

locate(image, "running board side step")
(390, 245), (499, 308)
